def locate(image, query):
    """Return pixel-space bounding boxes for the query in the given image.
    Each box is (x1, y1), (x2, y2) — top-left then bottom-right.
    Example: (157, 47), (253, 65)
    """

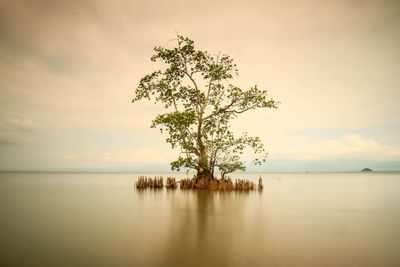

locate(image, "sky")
(0, 0), (399, 172)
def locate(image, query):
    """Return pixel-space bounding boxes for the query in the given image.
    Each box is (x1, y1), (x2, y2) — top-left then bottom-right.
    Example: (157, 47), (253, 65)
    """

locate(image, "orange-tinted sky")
(0, 0), (399, 171)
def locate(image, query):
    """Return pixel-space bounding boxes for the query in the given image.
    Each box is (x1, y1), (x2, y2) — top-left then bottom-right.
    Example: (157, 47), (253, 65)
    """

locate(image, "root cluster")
(135, 175), (264, 191)
(135, 176), (164, 188)
(165, 177), (177, 189)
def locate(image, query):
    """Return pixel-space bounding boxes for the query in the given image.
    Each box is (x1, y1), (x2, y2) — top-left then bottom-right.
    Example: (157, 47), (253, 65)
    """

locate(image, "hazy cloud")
(99, 147), (176, 165)
(271, 134), (400, 161)
(0, 0), (399, 170)
(0, 117), (34, 145)
(62, 154), (79, 160)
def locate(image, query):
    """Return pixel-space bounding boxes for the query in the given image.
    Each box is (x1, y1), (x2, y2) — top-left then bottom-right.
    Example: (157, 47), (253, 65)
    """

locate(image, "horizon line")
(1, 170), (399, 174)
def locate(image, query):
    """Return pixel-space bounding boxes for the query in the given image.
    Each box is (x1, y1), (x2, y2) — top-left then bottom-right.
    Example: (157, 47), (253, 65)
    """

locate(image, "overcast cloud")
(0, 0), (399, 171)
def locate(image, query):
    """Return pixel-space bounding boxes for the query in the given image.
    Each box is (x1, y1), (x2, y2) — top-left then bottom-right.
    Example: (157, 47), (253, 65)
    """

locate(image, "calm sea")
(0, 172), (399, 267)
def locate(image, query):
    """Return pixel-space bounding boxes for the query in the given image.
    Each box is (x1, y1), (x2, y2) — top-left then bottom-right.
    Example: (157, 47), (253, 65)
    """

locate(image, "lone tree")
(133, 35), (278, 187)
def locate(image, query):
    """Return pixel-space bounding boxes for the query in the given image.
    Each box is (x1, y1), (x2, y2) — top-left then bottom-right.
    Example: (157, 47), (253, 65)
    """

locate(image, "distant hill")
(361, 168), (373, 172)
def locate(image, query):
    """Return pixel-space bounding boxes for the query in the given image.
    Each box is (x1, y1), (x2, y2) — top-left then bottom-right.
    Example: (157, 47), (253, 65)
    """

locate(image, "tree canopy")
(133, 35), (278, 179)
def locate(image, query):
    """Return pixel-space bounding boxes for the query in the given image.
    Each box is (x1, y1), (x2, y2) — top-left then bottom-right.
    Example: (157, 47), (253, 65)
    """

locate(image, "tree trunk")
(196, 112), (214, 187)
(196, 150), (213, 189)
(196, 168), (212, 189)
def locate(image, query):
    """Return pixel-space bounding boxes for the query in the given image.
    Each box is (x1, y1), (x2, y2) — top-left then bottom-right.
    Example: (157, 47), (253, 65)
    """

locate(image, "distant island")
(361, 168), (373, 172)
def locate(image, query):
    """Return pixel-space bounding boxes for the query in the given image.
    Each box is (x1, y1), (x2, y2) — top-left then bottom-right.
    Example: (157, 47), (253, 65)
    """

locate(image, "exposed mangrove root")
(207, 177), (235, 190)
(135, 176), (264, 191)
(180, 177), (197, 189)
(258, 176), (263, 190)
(181, 176), (255, 190)
(135, 176), (164, 189)
(165, 177), (177, 189)
(231, 178), (254, 190)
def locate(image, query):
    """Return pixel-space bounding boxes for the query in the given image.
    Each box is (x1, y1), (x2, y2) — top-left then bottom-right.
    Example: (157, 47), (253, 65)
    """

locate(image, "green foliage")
(133, 34), (278, 176)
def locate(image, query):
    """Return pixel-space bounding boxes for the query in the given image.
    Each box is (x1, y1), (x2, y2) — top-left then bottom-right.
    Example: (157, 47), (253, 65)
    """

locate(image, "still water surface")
(1, 172), (399, 266)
